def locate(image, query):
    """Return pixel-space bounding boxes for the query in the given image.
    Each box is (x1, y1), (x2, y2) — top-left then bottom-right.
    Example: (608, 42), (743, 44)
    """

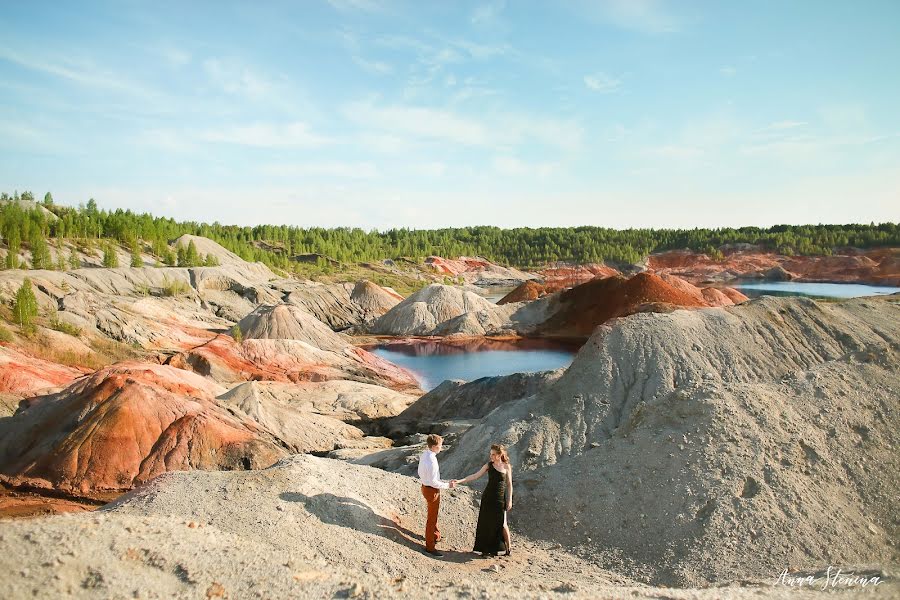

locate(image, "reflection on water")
(368, 338), (578, 391)
(732, 281), (900, 299)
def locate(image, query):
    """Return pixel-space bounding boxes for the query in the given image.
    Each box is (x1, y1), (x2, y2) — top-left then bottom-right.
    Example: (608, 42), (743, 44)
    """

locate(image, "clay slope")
(0, 362), (285, 497)
(368, 284), (497, 335)
(281, 279), (401, 331)
(441, 295), (899, 585)
(168, 334), (420, 391)
(0, 344), (85, 397)
(537, 272), (745, 338)
(237, 303), (350, 350)
(425, 256), (537, 285)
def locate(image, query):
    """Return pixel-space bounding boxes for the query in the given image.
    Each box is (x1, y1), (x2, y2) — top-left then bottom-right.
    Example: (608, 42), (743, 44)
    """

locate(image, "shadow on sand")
(280, 491), (474, 564)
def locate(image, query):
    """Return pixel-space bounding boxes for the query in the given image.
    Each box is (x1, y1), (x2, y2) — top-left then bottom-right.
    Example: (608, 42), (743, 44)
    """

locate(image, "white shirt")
(418, 449), (449, 489)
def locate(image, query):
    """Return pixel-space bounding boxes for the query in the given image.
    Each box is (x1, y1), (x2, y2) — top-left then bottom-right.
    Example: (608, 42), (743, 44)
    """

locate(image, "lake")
(368, 338), (578, 391)
(731, 281), (900, 299)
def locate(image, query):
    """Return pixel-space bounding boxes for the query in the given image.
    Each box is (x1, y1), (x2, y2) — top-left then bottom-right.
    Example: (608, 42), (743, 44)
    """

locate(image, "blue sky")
(1, 0), (898, 229)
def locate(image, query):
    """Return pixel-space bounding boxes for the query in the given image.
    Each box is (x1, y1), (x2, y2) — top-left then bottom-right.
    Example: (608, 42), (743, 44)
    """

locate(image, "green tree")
(176, 243), (187, 266)
(13, 278), (39, 334)
(103, 243), (119, 267)
(68, 248), (80, 269)
(30, 237), (52, 270)
(185, 240), (200, 266)
(162, 247), (176, 266)
(42, 192), (54, 207)
(130, 239), (143, 267)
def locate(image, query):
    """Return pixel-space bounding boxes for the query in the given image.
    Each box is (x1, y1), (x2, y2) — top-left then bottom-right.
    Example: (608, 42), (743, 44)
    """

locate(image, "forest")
(2, 191), (898, 272)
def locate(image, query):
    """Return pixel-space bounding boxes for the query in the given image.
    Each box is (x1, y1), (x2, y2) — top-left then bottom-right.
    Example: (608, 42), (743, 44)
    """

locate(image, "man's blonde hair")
(426, 434), (443, 449)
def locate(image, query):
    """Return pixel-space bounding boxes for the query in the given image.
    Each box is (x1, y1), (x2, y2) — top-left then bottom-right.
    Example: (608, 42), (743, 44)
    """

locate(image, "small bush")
(49, 315), (82, 337)
(0, 324), (13, 342)
(230, 323), (243, 343)
(161, 276), (190, 296)
(134, 283), (150, 296)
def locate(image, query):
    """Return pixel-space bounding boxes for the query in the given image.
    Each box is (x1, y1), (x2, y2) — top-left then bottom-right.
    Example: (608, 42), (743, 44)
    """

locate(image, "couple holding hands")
(417, 434), (513, 558)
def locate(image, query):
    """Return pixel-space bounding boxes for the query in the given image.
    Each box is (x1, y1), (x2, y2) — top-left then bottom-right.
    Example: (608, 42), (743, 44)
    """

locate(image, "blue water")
(370, 340), (576, 391)
(732, 282), (900, 299)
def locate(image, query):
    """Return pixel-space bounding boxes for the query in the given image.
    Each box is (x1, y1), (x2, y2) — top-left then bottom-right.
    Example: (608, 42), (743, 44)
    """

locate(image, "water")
(477, 285), (518, 303)
(731, 281), (900, 299)
(369, 339), (578, 391)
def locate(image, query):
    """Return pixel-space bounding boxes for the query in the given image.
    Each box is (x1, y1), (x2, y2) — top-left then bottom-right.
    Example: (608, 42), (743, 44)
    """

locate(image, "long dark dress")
(473, 463), (507, 555)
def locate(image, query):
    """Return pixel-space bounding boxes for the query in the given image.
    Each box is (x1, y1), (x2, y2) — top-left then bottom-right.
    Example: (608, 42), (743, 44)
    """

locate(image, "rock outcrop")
(440, 295), (900, 585)
(368, 284), (497, 335)
(168, 335), (420, 391)
(649, 247), (900, 286)
(424, 256), (537, 286)
(0, 344), (85, 398)
(283, 280), (402, 331)
(0, 362), (285, 497)
(236, 303), (350, 351)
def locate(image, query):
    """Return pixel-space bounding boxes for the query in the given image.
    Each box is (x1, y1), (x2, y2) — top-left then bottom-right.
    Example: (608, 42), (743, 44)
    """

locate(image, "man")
(418, 434), (455, 557)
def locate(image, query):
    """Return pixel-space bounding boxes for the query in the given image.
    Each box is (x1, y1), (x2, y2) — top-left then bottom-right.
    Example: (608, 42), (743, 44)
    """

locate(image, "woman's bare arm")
(505, 469), (513, 510)
(456, 463), (488, 485)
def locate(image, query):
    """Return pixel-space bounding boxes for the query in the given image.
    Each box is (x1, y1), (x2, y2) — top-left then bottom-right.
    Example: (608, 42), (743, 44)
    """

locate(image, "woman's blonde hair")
(490, 443), (510, 464)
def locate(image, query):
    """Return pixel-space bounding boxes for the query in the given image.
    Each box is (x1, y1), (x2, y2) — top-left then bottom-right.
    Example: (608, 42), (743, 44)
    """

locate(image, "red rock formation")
(538, 273), (712, 338)
(0, 362), (285, 497)
(168, 335), (420, 392)
(0, 344), (86, 397)
(424, 256), (492, 275)
(497, 281), (547, 304)
(649, 247), (899, 286)
(536, 264), (620, 288)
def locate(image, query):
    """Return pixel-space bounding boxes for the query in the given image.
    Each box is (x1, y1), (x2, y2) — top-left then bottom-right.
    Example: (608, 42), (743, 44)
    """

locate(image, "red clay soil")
(424, 256), (492, 276)
(0, 344), (86, 396)
(167, 334), (420, 392)
(0, 484), (107, 519)
(649, 247), (899, 286)
(538, 272), (712, 338)
(0, 361), (285, 499)
(498, 281), (547, 304)
(536, 263), (620, 288)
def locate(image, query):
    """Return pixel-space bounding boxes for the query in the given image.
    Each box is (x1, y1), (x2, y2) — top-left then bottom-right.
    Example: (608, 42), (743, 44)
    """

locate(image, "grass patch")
(49, 316), (82, 337)
(0, 323), (13, 343)
(161, 276), (190, 297)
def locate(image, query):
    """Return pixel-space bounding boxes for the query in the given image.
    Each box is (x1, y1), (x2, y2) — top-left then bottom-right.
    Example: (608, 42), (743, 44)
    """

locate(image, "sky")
(1, 0), (898, 230)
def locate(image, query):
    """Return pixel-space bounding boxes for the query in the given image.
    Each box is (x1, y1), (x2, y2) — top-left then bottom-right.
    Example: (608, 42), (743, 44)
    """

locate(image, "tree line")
(1, 191), (898, 271)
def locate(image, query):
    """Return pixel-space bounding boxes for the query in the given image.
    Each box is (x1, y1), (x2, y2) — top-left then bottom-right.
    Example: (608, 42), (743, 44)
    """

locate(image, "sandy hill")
(369, 284), (497, 335)
(0, 362), (283, 497)
(236, 303), (350, 351)
(284, 279), (402, 331)
(172, 234), (247, 267)
(439, 295), (899, 585)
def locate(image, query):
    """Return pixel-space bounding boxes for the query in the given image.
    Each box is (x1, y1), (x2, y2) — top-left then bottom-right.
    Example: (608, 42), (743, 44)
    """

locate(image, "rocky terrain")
(433, 295), (899, 586)
(650, 246), (900, 286)
(0, 235), (897, 598)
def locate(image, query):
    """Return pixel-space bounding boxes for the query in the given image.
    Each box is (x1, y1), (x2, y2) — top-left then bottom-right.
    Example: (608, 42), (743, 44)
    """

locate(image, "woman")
(453, 444), (513, 557)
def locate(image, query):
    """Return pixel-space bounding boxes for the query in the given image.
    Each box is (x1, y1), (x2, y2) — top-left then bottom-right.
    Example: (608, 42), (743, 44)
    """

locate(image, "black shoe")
(425, 549), (444, 557)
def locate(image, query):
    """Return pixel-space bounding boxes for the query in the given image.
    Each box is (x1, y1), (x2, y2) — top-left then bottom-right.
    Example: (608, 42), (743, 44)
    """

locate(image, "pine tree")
(130, 239), (143, 267)
(103, 243), (119, 268)
(163, 247), (176, 267)
(68, 248), (80, 270)
(30, 237), (51, 270)
(176, 243), (187, 267)
(185, 240), (200, 267)
(13, 278), (39, 334)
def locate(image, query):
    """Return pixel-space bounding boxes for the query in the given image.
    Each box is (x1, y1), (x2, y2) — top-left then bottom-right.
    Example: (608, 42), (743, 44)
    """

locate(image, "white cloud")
(352, 56), (393, 75)
(580, 0), (682, 34)
(345, 100), (583, 152)
(200, 122), (330, 148)
(583, 72), (621, 93)
(492, 156), (559, 178)
(327, 0), (383, 12)
(471, 0), (507, 26)
(0, 46), (157, 97)
(720, 65), (737, 76)
(203, 58), (275, 98)
(261, 162), (379, 178)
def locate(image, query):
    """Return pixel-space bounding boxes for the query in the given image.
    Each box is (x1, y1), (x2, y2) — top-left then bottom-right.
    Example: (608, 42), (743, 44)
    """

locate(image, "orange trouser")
(421, 485), (441, 551)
